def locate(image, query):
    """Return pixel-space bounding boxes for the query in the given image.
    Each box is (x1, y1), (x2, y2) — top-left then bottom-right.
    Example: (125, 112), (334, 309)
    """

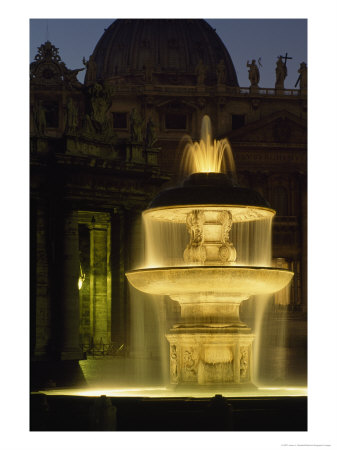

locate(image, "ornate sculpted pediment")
(30, 41), (84, 88)
(157, 98), (197, 111)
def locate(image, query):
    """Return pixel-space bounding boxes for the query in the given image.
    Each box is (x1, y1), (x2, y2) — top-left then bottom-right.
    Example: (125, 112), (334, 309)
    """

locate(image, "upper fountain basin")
(126, 266), (293, 299)
(146, 172), (275, 223)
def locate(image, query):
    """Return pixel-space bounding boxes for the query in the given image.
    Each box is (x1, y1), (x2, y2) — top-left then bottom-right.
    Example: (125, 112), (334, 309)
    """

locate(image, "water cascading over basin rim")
(125, 266), (293, 298)
(147, 172), (274, 214)
(126, 122), (295, 388)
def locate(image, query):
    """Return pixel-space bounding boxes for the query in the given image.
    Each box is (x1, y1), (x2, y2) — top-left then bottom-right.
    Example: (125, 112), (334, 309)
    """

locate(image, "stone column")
(89, 218), (108, 345)
(33, 205), (52, 357)
(300, 173), (307, 312)
(110, 209), (125, 344)
(60, 210), (82, 360)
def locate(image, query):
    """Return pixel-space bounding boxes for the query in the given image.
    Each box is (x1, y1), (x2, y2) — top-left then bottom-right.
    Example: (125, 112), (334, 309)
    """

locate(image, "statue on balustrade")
(295, 62), (307, 91)
(275, 56), (287, 89)
(247, 59), (260, 87)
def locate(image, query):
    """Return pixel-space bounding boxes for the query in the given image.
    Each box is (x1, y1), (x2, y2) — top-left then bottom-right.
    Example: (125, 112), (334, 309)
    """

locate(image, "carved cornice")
(235, 149), (306, 165)
(273, 216), (300, 229)
(78, 211), (111, 226)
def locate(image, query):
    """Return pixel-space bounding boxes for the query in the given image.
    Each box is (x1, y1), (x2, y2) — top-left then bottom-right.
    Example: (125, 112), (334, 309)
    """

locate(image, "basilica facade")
(30, 19), (307, 387)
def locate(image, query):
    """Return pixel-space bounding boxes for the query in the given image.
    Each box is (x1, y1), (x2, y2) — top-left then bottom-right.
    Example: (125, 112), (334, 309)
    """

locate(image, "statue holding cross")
(275, 53), (292, 89)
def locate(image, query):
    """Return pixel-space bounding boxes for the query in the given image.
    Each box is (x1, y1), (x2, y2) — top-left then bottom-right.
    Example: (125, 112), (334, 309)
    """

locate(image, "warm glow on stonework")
(126, 123), (293, 388)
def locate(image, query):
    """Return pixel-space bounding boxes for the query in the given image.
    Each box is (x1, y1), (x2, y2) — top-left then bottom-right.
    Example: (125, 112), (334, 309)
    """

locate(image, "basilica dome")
(85, 19), (239, 86)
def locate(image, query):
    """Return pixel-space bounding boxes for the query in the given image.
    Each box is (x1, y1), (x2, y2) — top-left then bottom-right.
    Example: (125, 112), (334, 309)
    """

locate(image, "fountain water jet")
(126, 116), (293, 388)
(181, 115), (236, 175)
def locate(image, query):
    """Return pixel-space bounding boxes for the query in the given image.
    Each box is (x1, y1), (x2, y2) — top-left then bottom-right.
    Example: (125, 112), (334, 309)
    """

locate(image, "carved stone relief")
(218, 210), (237, 263)
(170, 344), (179, 383)
(182, 347), (198, 381)
(81, 82), (115, 143)
(183, 210), (206, 264)
(240, 347), (249, 380)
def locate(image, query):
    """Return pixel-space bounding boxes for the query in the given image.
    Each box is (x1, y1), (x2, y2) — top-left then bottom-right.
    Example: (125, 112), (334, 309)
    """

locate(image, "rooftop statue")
(63, 66), (85, 88)
(275, 55), (290, 89)
(247, 59), (260, 87)
(83, 55), (97, 86)
(295, 62), (307, 90)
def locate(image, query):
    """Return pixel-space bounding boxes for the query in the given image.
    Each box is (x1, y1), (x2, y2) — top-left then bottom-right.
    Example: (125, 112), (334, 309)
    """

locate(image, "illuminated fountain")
(126, 116), (293, 388)
(32, 116), (303, 433)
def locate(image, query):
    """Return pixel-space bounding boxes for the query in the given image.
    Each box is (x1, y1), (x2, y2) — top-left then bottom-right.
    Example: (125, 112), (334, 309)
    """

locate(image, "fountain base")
(166, 328), (254, 386)
(126, 266), (293, 387)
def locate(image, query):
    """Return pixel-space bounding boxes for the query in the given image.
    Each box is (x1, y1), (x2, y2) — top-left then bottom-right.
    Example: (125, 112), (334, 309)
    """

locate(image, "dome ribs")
(88, 19), (239, 87)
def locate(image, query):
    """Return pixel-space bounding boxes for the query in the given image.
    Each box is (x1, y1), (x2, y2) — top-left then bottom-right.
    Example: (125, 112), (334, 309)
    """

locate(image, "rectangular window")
(43, 101), (59, 128)
(113, 112), (127, 129)
(165, 113), (187, 130)
(231, 114), (245, 130)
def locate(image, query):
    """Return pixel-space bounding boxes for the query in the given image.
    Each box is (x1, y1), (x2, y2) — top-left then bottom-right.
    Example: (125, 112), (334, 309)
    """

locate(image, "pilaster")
(59, 210), (82, 360)
(89, 218), (109, 344)
(34, 205), (52, 357)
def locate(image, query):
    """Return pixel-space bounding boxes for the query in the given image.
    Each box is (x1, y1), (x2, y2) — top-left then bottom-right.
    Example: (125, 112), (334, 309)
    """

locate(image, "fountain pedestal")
(166, 294), (254, 386)
(167, 329), (254, 386)
(126, 265), (293, 387)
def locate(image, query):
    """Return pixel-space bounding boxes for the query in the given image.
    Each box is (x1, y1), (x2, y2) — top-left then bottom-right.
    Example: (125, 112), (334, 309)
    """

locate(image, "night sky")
(30, 18), (307, 89)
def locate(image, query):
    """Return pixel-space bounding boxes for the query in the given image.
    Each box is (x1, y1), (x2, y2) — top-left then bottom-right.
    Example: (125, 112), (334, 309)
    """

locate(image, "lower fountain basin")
(126, 266), (293, 298)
